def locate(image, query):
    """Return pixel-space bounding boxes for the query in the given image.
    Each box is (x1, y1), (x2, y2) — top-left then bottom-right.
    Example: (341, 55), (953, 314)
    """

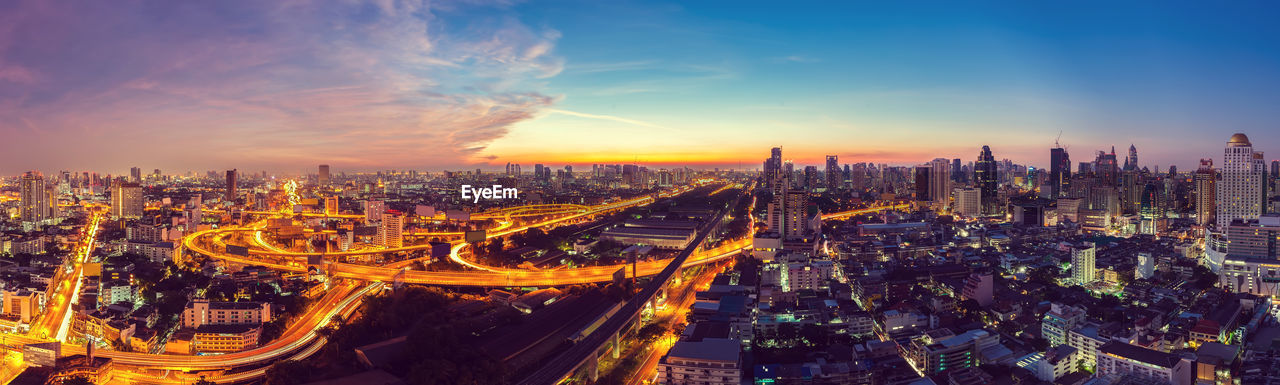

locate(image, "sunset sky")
(3, 1), (1280, 175)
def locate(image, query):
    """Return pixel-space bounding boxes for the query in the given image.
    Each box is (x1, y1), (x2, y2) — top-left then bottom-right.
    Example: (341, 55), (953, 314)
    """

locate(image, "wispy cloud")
(0, 0), (563, 172)
(546, 108), (678, 132)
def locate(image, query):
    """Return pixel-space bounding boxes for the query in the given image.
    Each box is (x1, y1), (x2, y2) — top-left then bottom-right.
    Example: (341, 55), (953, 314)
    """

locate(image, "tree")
(58, 376), (94, 385)
(264, 361), (313, 385)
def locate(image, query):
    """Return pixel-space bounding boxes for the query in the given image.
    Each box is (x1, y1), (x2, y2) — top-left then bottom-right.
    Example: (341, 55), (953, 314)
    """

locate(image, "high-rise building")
(951, 158), (963, 183)
(1136, 252), (1155, 280)
(111, 182), (144, 219)
(825, 155), (840, 190)
(19, 171), (48, 223)
(1216, 133), (1265, 230)
(1195, 159), (1216, 227)
(130, 167), (142, 183)
(324, 196), (339, 215)
(1095, 147), (1119, 185)
(225, 169), (238, 202)
(318, 164), (330, 186)
(803, 166), (819, 191)
(1042, 303), (1086, 347)
(914, 165), (932, 203)
(975, 146), (998, 215)
(1123, 144), (1138, 171)
(364, 200), (385, 223)
(764, 147), (785, 194)
(929, 158), (951, 210)
(1072, 242), (1096, 285)
(952, 187), (981, 218)
(1050, 147), (1071, 198)
(379, 214), (404, 248)
(1225, 215), (1280, 260)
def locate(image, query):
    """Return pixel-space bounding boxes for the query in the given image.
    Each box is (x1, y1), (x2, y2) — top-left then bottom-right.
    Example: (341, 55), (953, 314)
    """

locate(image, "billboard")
(464, 230), (487, 244)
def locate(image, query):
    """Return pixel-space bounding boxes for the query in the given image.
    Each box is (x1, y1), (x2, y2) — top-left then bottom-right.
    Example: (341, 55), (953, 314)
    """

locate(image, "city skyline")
(4, 1), (1280, 174)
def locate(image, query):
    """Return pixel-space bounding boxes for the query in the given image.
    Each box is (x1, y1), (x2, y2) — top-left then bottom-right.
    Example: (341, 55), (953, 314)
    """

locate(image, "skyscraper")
(930, 158), (951, 210)
(318, 164), (331, 186)
(112, 182), (144, 219)
(803, 166), (819, 191)
(1072, 242), (1096, 285)
(130, 167), (142, 183)
(1217, 133), (1265, 230)
(20, 171), (48, 223)
(1123, 144), (1138, 171)
(825, 155), (840, 190)
(1195, 159), (1216, 228)
(767, 189), (808, 240)
(379, 214), (404, 248)
(225, 169), (237, 202)
(1095, 147), (1119, 185)
(975, 146), (998, 215)
(1050, 147), (1070, 198)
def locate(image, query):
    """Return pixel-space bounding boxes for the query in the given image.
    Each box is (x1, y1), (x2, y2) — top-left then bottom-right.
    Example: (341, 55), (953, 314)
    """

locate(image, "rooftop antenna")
(1054, 131), (1062, 148)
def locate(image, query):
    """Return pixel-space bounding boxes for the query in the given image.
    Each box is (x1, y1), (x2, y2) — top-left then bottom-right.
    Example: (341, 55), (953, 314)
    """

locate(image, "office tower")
(380, 214), (404, 248)
(130, 167), (142, 183)
(914, 165), (932, 203)
(825, 155), (840, 189)
(1095, 147), (1119, 185)
(1050, 147), (1071, 197)
(1272, 160), (1279, 181)
(928, 158), (952, 210)
(763, 147), (785, 194)
(767, 189), (808, 240)
(1139, 181), (1166, 235)
(1072, 242), (1096, 285)
(803, 166), (819, 191)
(951, 158), (963, 183)
(975, 146), (998, 215)
(1194, 159), (1216, 227)
(1123, 144), (1138, 171)
(20, 171), (48, 223)
(225, 169), (237, 202)
(112, 182), (144, 219)
(1217, 133), (1265, 230)
(364, 200), (385, 223)
(318, 164), (330, 186)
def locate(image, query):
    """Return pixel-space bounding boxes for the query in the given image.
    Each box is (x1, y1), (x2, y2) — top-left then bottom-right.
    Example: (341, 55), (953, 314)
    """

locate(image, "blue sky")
(1, 0), (1278, 173)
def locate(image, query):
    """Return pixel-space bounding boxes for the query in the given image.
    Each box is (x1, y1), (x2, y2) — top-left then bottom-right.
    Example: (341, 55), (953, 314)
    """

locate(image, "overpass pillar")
(612, 331), (621, 359)
(588, 352), (600, 382)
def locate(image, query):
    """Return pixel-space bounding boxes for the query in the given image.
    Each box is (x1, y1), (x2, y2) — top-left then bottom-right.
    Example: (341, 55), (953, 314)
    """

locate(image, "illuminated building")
(20, 171), (49, 223)
(130, 166), (142, 183)
(111, 182), (144, 219)
(1071, 242), (1096, 285)
(975, 146), (998, 215)
(1042, 303), (1085, 347)
(1195, 159), (1217, 227)
(952, 187), (981, 218)
(905, 329), (999, 375)
(325, 196), (339, 215)
(1050, 147), (1071, 198)
(379, 214), (404, 248)
(656, 338), (741, 385)
(1217, 133), (1264, 230)
(928, 158), (952, 210)
(364, 200), (385, 223)
(1096, 341), (1192, 385)
(766, 189), (809, 240)
(1220, 256), (1280, 296)
(2, 289), (40, 323)
(1225, 215), (1280, 260)
(181, 299), (272, 329)
(825, 155), (841, 190)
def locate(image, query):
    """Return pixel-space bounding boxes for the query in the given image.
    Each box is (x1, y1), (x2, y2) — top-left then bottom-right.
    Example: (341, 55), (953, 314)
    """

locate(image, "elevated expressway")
(7, 185), (906, 382)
